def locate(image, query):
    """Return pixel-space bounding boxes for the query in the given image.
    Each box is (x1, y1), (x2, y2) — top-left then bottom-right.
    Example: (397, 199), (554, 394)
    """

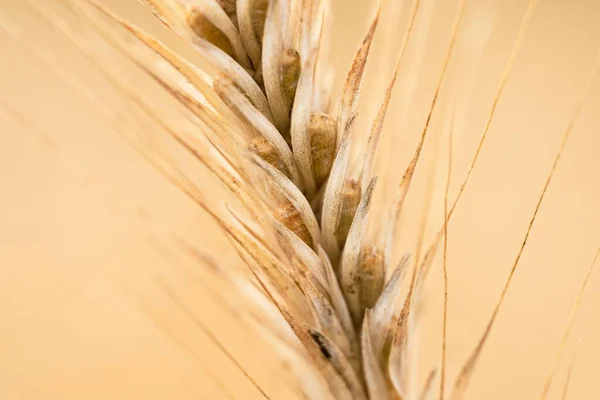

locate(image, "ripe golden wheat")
(1, 0), (599, 399)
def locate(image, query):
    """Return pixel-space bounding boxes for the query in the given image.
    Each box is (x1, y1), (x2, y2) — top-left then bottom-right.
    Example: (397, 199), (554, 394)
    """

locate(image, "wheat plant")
(1, 0), (599, 399)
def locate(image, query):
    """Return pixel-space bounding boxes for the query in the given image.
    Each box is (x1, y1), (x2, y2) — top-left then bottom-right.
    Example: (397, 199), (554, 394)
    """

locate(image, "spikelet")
(8, 0), (599, 399)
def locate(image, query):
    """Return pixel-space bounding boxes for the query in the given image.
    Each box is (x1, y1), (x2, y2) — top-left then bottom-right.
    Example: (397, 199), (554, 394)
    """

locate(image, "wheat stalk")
(1, 0), (599, 399)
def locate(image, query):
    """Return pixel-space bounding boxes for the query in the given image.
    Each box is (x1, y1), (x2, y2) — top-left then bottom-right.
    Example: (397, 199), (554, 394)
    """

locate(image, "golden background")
(1, 0), (599, 399)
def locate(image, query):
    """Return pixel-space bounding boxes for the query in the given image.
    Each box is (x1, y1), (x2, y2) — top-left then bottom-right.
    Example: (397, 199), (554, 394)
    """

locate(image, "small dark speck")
(309, 330), (332, 360)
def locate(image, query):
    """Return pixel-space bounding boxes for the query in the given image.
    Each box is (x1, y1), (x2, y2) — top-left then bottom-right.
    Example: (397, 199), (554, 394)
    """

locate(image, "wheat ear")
(7, 0), (599, 399)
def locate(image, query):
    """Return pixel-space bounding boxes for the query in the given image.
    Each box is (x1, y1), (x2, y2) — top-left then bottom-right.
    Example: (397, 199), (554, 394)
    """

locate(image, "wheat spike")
(3, 0), (600, 398)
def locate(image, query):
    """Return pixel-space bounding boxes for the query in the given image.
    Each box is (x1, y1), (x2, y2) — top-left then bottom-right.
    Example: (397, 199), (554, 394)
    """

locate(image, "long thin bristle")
(560, 343), (581, 400)
(439, 103), (455, 400)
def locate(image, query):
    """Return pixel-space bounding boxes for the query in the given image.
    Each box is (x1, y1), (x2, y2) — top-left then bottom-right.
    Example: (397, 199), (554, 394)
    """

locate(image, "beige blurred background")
(1, 0), (600, 399)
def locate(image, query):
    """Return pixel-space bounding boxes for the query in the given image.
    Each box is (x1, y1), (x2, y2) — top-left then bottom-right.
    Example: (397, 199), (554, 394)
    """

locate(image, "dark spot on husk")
(309, 330), (332, 360)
